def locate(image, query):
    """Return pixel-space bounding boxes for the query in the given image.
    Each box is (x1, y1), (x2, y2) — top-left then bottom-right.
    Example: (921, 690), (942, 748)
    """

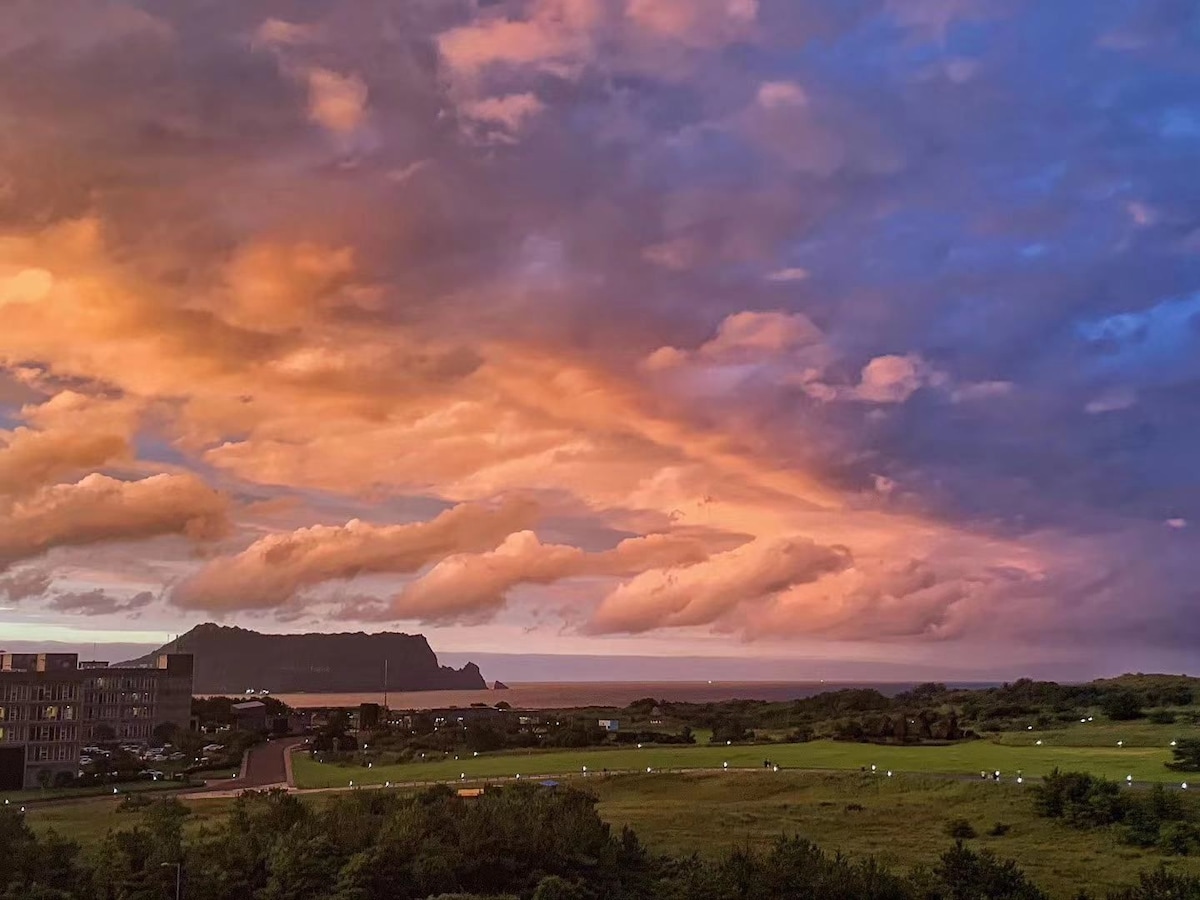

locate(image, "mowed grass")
(293, 734), (1189, 788)
(590, 771), (1200, 900)
(993, 720), (1195, 748)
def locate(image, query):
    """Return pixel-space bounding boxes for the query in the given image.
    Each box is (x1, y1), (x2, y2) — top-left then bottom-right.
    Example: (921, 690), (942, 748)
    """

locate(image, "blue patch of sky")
(1077, 291), (1200, 382)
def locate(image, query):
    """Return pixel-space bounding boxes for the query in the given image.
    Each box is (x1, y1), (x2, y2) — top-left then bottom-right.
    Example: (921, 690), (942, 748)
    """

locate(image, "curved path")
(198, 737), (306, 794)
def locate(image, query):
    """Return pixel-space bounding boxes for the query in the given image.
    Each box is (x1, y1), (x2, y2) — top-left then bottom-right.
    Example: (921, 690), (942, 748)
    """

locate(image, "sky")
(1, 0), (1199, 680)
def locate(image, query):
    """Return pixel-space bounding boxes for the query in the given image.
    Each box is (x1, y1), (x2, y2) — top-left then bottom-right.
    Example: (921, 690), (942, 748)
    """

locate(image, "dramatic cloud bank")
(0, 0), (1197, 673)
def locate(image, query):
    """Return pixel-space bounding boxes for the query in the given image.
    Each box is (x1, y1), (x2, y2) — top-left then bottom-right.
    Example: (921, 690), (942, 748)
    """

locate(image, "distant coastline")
(264, 680), (1002, 710)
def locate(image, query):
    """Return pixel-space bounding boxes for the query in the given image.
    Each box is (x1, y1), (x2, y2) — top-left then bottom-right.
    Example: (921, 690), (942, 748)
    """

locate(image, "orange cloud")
(589, 536), (851, 633)
(387, 528), (718, 623)
(306, 68), (369, 136)
(172, 497), (540, 611)
(0, 392), (135, 497)
(0, 217), (1039, 642)
(0, 473), (229, 572)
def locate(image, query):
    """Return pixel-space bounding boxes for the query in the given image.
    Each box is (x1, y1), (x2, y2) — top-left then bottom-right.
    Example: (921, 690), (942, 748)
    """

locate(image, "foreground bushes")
(2, 785), (1199, 899)
(1033, 769), (1200, 854)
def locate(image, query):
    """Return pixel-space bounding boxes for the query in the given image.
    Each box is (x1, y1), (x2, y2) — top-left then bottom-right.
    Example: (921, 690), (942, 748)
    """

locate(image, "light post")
(160, 862), (181, 900)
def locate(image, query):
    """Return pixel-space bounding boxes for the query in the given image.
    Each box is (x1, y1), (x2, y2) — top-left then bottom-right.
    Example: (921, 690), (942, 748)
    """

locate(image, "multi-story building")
(0, 652), (193, 790)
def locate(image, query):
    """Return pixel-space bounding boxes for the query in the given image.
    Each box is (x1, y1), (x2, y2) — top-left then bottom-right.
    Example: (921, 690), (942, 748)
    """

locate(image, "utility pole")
(383, 659), (389, 710)
(160, 862), (181, 900)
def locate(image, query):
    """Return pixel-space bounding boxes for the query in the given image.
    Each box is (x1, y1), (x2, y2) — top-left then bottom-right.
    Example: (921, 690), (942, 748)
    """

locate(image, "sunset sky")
(1, 0), (1198, 678)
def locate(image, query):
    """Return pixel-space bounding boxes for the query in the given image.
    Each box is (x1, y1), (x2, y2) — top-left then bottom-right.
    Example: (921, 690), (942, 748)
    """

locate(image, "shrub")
(988, 822), (1012, 837)
(1148, 709), (1177, 725)
(1102, 691), (1144, 721)
(1032, 769), (1128, 828)
(1157, 823), (1198, 857)
(946, 818), (978, 839)
(1168, 739), (1200, 772)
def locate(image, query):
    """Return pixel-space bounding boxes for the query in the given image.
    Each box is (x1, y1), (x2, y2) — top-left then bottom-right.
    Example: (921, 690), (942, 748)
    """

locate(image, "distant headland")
(120, 623), (487, 694)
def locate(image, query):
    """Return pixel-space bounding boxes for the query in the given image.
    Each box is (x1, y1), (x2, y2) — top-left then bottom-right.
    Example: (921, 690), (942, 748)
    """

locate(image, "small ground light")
(460, 773), (465, 779)
(1036, 740), (1043, 745)
(723, 761), (729, 769)
(871, 764), (876, 772)
(1027, 726), (1033, 730)
(637, 743), (642, 749)
(726, 740), (731, 745)
(349, 780), (354, 787)
(887, 770), (892, 777)
(1118, 740), (1124, 747)
(1171, 741), (1178, 747)
(582, 766), (588, 773)
(646, 767), (652, 773)
(773, 766), (779, 772)
(1017, 777), (1023, 784)
(474, 751), (479, 756)
(1183, 783), (1189, 790)
(1127, 775), (1133, 784)
(1088, 717), (1094, 722)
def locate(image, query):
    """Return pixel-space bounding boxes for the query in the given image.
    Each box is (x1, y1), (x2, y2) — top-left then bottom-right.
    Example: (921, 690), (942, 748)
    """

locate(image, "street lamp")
(160, 862), (181, 900)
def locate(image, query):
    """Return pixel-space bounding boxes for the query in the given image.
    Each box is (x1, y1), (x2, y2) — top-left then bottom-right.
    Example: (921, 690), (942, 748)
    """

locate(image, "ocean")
(267, 681), (994, 710)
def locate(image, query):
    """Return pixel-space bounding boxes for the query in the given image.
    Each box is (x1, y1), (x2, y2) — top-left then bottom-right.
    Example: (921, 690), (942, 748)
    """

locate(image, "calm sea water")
(268, 681), (992, 710)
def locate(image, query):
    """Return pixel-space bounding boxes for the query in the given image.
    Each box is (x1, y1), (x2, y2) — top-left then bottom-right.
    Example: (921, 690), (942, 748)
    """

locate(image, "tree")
(1169, 739), (1200, 772)
(1102, 691), (1143, 721)
(934, 841), (1048, 900)
(152, 722), (177, 745)
(1106, 867), (1200, 899)
(532, 875), (587, 900)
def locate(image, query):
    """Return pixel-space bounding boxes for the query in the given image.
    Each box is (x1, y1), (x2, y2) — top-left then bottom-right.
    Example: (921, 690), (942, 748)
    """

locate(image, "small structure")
(598, 719), (620, 732)
(457, 788), (484, 798)
(231, 700), (268, 732)
(358, 703), (381, 730)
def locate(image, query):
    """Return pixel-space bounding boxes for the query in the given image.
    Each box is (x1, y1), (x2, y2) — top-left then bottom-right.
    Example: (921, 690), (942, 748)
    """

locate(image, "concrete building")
(231, 700), (268, 732)
(0, 652), (194, 790)
(598, 719), (620, 732)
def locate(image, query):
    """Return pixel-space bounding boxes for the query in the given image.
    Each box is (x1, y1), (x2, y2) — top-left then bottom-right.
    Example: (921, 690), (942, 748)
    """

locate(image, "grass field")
(21, 770), (1200, 899)
(292, 733), (1193, 788)
(589, 771), (1200, 900)
(23, 795), (235, 847)
(0, 778), (194, 806)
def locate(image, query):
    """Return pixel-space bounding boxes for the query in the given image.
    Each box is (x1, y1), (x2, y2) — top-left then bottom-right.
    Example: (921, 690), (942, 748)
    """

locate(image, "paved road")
(201, 737), (306, 793)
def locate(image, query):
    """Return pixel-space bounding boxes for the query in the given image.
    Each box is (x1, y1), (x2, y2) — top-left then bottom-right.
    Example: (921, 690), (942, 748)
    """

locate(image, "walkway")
(197, 737), (307, 794)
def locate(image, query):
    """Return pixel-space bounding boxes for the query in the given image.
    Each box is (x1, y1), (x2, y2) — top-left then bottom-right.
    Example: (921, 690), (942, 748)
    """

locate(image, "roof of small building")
(232, 700), (267, 711)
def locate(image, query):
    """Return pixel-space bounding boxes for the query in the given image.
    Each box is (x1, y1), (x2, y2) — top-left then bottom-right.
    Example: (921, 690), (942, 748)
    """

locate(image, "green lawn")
(589, 771), (1200, 900)
(991, 720), (1194, 748)
(293, 736), (1190, 788)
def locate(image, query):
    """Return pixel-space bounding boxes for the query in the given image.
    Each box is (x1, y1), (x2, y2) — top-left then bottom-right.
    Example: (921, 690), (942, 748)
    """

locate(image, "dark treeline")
(321, 676), (1200, 767)
(627, 675), (1199, 745)
(4, 786), (1200, 900)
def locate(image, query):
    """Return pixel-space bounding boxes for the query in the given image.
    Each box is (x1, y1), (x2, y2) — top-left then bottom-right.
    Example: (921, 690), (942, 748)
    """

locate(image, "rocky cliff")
(122, 624), (487, 694)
